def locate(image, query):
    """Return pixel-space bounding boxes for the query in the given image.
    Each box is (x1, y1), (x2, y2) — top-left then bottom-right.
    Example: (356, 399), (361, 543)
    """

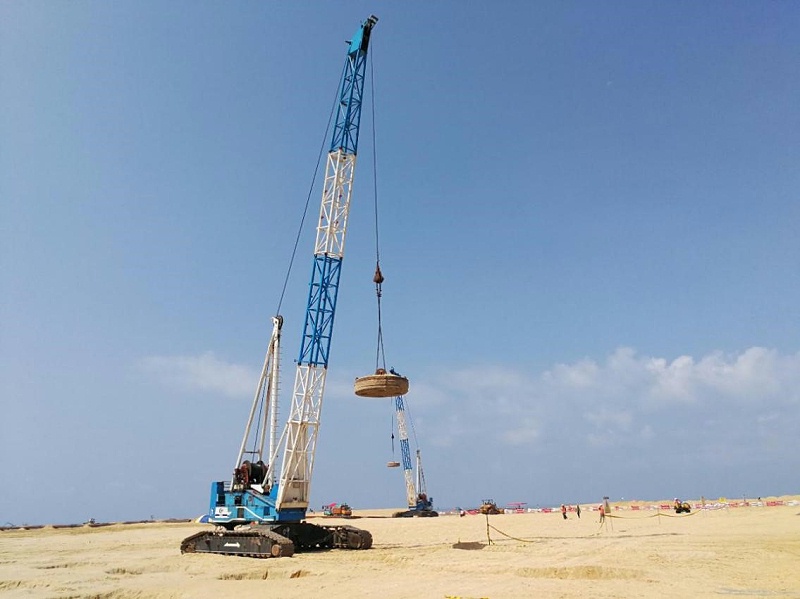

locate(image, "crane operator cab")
(416, 493), (433, 511)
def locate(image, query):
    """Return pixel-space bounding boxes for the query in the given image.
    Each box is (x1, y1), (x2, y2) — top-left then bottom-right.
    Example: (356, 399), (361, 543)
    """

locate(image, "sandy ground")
(2, 499), (799, 599)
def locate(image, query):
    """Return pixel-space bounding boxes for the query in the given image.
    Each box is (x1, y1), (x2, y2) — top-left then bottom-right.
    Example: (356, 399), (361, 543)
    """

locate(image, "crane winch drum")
(354, 368), (409, 398)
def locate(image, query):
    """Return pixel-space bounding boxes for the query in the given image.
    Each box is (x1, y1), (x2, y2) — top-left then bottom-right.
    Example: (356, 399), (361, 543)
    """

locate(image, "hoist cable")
(375, 280), (386, 371)
(368, 47), (387, 371)
(275, 62), (346, 317)
(370, 50), (381, 268)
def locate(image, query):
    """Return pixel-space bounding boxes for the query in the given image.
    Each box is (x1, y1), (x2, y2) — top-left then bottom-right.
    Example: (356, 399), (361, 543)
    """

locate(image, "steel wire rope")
(247, 375), (278, 467)
(368, 45), (388, 372)
(366, 47), (396, 462)
(262, 62), (343, 479)
(249, 387), (266, 461)
(274, 61), (347, 317)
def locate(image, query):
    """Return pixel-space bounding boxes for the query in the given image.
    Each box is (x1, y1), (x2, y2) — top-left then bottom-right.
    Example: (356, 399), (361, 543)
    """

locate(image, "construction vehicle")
(390, 395), (437, 518)
(479, 499), (502, 515)
(181, 15), (379, 559)
(674, 499), (691, 514)
(322, 503), (353, 518)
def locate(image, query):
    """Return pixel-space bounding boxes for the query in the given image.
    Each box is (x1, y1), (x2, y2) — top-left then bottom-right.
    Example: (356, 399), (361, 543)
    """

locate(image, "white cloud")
(584, 408), (633, 430)
(643, 346), (800, 406)
(646, 354), (697, 403)
(502, 417), (540, 445)
(547, 358), (599, 388)
(409, 346), (800, 451)
(139, 351), (257, 399)
(550, 346), (800, 412)
(136, 345), (800, 504)
(139, 346), (800, 461)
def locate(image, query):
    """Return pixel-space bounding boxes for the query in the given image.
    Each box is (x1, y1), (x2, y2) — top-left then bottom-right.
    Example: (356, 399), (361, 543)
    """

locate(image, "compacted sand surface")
(1, 500), (798, 598)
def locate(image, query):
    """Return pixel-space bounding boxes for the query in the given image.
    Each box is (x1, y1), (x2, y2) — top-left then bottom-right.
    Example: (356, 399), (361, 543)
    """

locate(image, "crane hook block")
(373, 264), (384, 284)
(354, 368), (409, 398)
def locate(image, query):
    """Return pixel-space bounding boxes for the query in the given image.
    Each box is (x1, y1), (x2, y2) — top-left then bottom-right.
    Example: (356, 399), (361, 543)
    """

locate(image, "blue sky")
(2, 1), (798, 525)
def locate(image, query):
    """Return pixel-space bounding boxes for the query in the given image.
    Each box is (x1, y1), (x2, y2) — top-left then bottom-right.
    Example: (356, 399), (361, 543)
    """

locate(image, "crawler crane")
(181, 15), (379, 558)
(391, 394), (437, 517)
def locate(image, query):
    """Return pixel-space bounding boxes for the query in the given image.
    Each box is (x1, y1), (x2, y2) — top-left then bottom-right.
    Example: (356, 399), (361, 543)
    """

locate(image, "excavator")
(674, 499), (692, 514)
(181, 15), (379, 559)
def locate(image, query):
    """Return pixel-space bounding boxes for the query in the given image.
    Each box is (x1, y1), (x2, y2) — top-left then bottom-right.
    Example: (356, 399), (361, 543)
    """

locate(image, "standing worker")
(576, 504), (581, 519)
(561, 504), (567, 520)
(598, 503), (606, 523)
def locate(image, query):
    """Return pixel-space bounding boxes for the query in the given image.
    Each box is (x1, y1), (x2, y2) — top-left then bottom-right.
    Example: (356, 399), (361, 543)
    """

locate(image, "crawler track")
(180, 522), (372, 558)
(180, 526), (294, 558)
(326, 524), (373, 550)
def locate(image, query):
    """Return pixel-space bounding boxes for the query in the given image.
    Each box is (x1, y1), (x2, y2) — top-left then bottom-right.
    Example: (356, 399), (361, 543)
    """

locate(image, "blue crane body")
(181, 15), (379, 558)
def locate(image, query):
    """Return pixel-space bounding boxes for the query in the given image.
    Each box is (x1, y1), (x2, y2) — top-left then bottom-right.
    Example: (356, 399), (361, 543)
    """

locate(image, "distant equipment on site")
(388, 384), (437, 518)
(674, 499), (691, 514)
(479, 500), (503, 515)
(322, 503), (353, 518)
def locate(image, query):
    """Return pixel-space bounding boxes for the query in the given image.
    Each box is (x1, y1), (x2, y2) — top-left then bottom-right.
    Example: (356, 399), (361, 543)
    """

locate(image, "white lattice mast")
(395, 395), (417, 508)
(232, 315), (282, 488)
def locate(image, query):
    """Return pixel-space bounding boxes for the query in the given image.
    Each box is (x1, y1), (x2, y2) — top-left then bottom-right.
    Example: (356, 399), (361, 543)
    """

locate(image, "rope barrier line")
(606, 512), (657, 520)
(486, 523), (538, 544)
(653, 510), (700, 519)
(482, 508), (701, 543)
(605, 509), (700, 520)
(588, 509), (699, 535)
